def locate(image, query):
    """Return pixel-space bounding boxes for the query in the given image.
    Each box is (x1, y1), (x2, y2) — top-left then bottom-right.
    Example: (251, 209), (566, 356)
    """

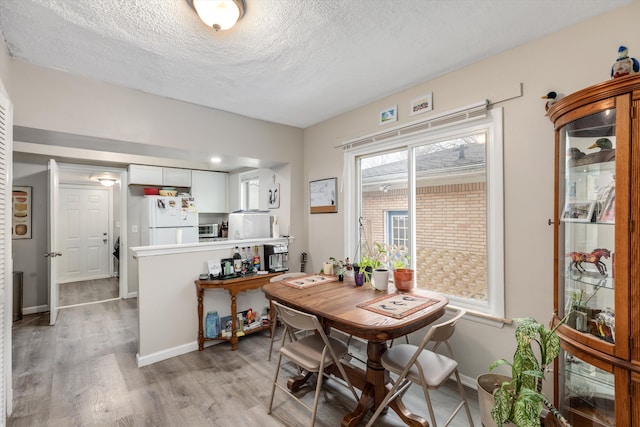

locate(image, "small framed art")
(309, 178), (337, 214)
(561, 200), (596, 222)
(379, 105), (398, 125)
(410, 93), (433, 115)
(12, 186), (32, 239)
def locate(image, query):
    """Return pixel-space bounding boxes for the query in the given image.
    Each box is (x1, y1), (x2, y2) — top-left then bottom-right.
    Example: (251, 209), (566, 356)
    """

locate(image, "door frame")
(56, 163), (128, 299)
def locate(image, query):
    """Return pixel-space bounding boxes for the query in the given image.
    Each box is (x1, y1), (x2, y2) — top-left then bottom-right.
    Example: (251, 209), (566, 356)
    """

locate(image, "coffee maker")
(264, 243), (289, 273)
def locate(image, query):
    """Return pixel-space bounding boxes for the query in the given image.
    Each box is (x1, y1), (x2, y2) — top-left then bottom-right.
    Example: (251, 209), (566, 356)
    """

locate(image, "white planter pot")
(477, 373), (515, 427)
(372, 268), (389, 291)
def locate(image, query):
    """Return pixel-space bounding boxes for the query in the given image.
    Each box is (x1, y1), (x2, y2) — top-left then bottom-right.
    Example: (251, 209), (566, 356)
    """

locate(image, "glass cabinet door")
(558, 349), (615, 426)
(557, 109), (616, 344)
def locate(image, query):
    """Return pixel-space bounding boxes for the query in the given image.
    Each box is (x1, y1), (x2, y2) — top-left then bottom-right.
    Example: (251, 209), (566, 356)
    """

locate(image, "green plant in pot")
(480, 317), (571, 427)
(359, 242), (387, 284)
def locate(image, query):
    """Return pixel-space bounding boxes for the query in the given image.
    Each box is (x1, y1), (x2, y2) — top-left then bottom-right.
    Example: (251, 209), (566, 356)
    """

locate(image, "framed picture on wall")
(379, 105), (398, 125)
(309, 178), (337, 214)
(12, 186), (32, 239)
(410, 93), (433, 115)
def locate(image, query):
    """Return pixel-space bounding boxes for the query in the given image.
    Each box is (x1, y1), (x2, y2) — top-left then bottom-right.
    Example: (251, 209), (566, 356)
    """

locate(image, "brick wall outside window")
(361, 182), (487, 301)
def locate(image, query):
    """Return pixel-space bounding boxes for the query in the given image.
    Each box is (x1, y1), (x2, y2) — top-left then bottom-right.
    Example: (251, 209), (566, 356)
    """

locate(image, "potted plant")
(477, 317), (571, 427)
(391, 256), (414, 291)
(358, 242), (388, 287)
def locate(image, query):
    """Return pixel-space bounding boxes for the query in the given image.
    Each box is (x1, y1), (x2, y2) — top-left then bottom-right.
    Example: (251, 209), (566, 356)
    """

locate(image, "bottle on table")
(233, 246), (242, 273)
(253, 246), (261, 272)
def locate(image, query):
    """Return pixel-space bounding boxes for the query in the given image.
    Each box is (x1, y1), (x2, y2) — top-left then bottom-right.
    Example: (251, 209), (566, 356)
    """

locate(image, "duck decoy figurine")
(541, 91), (557, 115)
(567, 147), (586, 160)
(611, 45), (639, 79)
(588, 138), (613, 151)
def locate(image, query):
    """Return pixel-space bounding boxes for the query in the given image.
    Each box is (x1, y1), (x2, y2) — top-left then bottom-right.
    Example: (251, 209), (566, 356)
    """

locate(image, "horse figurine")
(586, 248), (611, 275)
(566, 248), (610, 275)
(567, 251), (587, 273)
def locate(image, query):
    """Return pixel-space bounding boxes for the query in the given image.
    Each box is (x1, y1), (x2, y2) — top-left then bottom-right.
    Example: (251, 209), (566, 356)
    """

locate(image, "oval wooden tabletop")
(262, 280), (448, 342)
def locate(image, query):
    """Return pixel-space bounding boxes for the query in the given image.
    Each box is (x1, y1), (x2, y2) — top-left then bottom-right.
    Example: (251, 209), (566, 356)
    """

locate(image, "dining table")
(262, 276), (448, 427)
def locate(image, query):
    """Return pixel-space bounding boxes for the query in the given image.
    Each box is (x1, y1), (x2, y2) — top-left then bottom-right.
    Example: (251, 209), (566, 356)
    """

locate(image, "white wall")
(302, 1), (640, 388)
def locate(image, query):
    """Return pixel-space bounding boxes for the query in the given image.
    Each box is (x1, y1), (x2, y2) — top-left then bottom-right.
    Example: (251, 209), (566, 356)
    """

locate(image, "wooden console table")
(195, 272), (282, 351)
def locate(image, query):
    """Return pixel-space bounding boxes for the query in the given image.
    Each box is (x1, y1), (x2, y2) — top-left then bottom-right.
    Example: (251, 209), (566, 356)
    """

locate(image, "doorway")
(53, 163), (128, 311)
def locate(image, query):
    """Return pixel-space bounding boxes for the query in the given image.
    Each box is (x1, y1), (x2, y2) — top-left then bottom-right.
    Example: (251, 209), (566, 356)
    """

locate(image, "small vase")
(354, 272), (365, 286)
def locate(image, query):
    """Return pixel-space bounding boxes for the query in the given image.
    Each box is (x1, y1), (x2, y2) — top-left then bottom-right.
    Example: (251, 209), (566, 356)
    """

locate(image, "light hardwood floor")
(9, 298), (481, 426)
(59, 277), (119, 307)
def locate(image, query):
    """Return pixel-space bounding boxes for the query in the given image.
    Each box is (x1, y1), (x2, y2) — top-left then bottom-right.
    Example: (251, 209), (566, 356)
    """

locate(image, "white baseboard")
(136, 340), (221, 367)
(21, 305), (49, 315)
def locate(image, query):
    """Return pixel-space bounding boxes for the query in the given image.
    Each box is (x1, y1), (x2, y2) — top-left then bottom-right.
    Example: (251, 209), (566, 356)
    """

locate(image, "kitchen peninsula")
(132, 236), (293, 367)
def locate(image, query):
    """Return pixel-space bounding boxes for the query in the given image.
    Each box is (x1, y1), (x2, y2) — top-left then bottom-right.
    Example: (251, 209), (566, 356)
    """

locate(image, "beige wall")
(303, 1), (640, 386)
(8, 60), (307, 309)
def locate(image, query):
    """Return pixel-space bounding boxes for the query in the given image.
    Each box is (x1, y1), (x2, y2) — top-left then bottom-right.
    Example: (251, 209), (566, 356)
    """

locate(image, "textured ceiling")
(0, 0), (632, 129)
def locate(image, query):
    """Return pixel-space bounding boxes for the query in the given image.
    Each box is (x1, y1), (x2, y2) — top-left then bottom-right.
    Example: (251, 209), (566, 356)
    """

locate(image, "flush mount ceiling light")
(98, 178), (116, 187)
(190, 0), (245, 31)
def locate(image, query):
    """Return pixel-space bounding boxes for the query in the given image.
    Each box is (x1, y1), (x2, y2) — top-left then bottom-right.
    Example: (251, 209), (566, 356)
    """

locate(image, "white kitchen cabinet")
(162, 167), (191, 187)
(129, 164), (162, 185)
(128, 165), (191, 187)
(191, 170), (228, 213)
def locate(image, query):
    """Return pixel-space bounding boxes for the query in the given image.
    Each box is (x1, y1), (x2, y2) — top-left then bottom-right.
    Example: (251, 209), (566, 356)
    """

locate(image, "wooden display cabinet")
(548, 74), (640, 426)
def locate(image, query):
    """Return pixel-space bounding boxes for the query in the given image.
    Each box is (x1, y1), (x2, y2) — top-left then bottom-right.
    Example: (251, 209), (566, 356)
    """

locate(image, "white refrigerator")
(141, 196), (198, 245)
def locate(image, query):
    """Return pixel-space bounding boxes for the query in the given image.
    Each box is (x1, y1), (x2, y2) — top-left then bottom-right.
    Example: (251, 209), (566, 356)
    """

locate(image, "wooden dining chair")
(365, 307), (474, 427)
(267, 272), (307, 361)
(268, 301), (359, 427)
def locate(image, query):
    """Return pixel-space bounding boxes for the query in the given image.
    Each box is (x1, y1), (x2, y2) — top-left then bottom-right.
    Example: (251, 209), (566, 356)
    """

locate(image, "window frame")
(239, 172), (260, 211)
(343, 107), (504, 318)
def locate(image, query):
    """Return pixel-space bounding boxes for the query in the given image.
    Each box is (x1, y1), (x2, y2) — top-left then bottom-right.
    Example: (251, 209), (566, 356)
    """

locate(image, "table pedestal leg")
(341, 340), (428, 427)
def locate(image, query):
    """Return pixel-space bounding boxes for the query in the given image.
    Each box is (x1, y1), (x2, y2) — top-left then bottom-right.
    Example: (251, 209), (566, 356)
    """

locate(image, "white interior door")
(58, 186), (109, 283)
(48, 159), (60, 325)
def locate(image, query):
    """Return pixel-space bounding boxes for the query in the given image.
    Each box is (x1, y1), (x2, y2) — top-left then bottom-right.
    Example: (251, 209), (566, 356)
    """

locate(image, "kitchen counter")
(132, 236), (294, 367)
(131, 236), (294, 258)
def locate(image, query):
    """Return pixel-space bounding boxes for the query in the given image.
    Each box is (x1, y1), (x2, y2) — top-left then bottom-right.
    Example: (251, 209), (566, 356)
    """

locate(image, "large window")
(344, 106), (504, 317)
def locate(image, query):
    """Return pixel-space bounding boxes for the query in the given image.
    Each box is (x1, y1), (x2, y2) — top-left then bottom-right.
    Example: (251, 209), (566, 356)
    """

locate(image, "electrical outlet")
(132, 225), (138, 233)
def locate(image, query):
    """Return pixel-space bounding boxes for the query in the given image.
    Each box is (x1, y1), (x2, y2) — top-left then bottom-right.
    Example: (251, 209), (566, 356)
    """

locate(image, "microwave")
(228, 212), (270, 240)
(198, 223), (218, 238)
